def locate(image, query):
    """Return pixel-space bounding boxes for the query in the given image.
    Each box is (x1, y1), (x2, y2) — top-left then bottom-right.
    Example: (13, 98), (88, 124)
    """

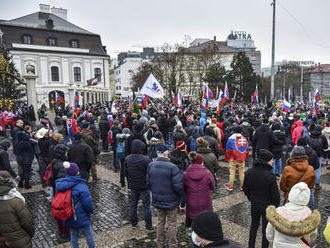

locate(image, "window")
(22, 35), (32, 44)
(51, 66), (59, 81)
(94, 68), (101, 78)
(73, 67), (81, 82)
(124, 87), (130, 91)
(47, 37), (57, 46)
(70, 40), (79, 48)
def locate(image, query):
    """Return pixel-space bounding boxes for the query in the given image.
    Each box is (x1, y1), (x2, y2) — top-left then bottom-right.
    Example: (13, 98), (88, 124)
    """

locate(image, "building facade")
(0, 4), (110, 109)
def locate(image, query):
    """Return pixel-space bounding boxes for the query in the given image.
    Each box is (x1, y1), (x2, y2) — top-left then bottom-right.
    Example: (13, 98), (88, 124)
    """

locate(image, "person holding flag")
(252, 85), (258, 105)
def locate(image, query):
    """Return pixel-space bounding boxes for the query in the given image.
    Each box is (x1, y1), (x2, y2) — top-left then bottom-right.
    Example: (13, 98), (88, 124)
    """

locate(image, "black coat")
(271, 130), (285, 158)
(243, 161), (280, 207)
(172, 129), (187, 145)
(125, 132), (147, 155)
(203, 135), (220, 158)
(169, 149), (189, 171)
(99, 118), (110, 139)
(307, 127), (328, 157)
(166, 118), (177, 133)
(124, 140), (151, 191)
(303, 145), (320, 170)
(68, 141), (94, 171)
(252, 124), (273, 158)
(0, 142), (17, 178)
(38, 137), (52, 163)
(52, 144), (68, 184)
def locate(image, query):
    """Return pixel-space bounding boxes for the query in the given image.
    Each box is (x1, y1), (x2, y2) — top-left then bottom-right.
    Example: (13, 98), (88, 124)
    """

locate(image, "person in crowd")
(126, 121), (147, 155)
(49, 133), (64, 160)
(184, 152), (215, 227)
(291, 119), (304, 145)
(209, 118), (222, 149)
(252, 119), (273, 159)
(68, 132), (94, 181)
(11, 119), (24, 147)
(322, 122), (330, 169)
(191, 211), (242, 248)
(169, 140), (190, 171)
(166, 112), (177, 148)
(144, 118), (159, 145)
(173, 124), (187, 145)
(243, 149), (280, 248)
(55, 162), (96, 248)
(187, 125), (202, 152)
(0, 140), (19, 180)
(224, 127), (249, 191)
(147, 145), (184, 248)
(266, 182), (320, 248)
(36, 128), (52, 188)
(116, 128), (130, 187)
(271, 122), (285, 177)
(307, 125), (328, 190)
(124, 139), (153, 229)
(197, 138), (218, 184)
(199, 113), (207, 133)
(0, 171), (34, 248)
(98, 114), (110, 152)
(147, 131), (164, 161)
(203, 126), (220, 159)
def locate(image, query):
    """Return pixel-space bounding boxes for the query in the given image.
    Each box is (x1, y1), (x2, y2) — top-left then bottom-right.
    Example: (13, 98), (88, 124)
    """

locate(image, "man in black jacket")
(125, 122), (147, 155)
(243, 149), (280, 248)
(98, 114), (110, 152)
(252, 120), (273, 159)
(124, 139), (152, 230)
(68, 132), (94, 181)
(36, 128), (52, 187)
(0, 140), (18, 179)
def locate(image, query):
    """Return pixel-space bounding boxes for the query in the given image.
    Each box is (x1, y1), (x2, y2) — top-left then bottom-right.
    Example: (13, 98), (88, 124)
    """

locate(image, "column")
(22, 71), (38, 118)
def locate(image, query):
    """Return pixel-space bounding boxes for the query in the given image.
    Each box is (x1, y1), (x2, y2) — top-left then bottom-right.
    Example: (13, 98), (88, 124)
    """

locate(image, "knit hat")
(154, 131), (163, 139)
(188, 152), (204, 165)
(36, 128), (49, 139)
(211, 118), (217, 124)
(257, 149), (273, 163)
(297, 137), (307, 146)
(197, 137), (209, 149)
(176, 141), (188, 154)
(156, 144), (169, 154)
(288, 182), (310, 206)
(122, 128), (130, 135)
(290, 146), (306, 158)
(63, 162), (79, 176)
(0, 139), (10, 149)
(192, 211), (224, 242)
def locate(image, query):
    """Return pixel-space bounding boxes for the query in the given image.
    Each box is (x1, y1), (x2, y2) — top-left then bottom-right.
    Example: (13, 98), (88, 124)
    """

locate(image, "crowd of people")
(0, 100), (330, 248)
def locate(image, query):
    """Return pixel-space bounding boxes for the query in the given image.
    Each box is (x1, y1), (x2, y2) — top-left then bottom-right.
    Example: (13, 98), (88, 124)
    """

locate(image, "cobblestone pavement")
(6, 149), (330, 248)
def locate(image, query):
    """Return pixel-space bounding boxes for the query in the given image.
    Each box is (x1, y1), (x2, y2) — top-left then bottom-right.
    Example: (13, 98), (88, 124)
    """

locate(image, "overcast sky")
(2, 0), (330, 67)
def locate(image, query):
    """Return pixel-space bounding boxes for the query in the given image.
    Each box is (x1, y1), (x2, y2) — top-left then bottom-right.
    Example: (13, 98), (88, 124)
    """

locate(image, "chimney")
(51, 7), (68, 20)
(39, 4), (50, 13)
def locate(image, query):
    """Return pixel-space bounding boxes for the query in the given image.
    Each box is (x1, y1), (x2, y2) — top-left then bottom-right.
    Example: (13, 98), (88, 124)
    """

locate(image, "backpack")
(190, 137), (198, 152)
(108, 130), (114, 144)
(43, 162), (54, 186)
(51, 188), (77, 221)
(116, 140), (126, 159)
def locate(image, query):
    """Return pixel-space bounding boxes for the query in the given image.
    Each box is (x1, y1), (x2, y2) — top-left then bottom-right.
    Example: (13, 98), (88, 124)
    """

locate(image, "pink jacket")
(184, 164), (215, 219)
(292, 120), (304, 144)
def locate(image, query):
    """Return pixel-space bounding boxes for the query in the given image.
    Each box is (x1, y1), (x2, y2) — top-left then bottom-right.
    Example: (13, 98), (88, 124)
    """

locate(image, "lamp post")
(270, 0), (276, 100)
(22, 64), (38, 119)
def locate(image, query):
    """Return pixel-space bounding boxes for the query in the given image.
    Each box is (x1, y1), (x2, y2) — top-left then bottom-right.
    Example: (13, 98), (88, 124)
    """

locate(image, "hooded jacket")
(184, 164), (215, 219)
(307, 125), (328, 157)
(197, 146), (218, 180)
(55, 176), (93, 228)
(0, 141), (17, 178)
(252, 124), (273, 158)
(280, 156), (315, 199)
(52, 144), (68, 184)
(200, 113), (207, 132)
(68, 140), (94, 171)
(15, 131), (34, 165)
(0, 178), (34, 248)
(266, 204), (320, 247)
(125, 122), (147, 155)
(98, 115), (110, 139)
(291, 120), (304, 145)
(272, 124), (286, 158)
(124, 139), (151, 191)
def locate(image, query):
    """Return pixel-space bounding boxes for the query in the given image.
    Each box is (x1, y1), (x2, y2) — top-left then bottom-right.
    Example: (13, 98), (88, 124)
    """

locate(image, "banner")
(140, 73), (164, 98)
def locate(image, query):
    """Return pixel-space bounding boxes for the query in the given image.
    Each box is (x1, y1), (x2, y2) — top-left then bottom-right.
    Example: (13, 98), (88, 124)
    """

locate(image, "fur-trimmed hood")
(266, 205), (321, 237)
(150, 137), (163, 146)
(286, 155), (309, 171)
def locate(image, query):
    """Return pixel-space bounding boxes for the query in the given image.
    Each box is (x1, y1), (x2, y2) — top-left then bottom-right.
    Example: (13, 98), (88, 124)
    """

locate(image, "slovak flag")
(172, 92), (178, 104)
(73, 89), (79, 107)
(142, 95), (149, 109)
(225, 133), (249, 161)
(203, 83), (213, 108)
(217, 89), (224, 114)
(253, 85), (258, 105)
(215, 86), (219, 100)
(282, 100), (291, 112)
(224, 82), (229, 100)
(314, 88), (321, 103)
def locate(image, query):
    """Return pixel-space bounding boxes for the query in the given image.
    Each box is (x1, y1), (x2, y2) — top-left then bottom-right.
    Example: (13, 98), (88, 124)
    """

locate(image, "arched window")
(73, 67), (81, 82)
(51, 66), (59, 81)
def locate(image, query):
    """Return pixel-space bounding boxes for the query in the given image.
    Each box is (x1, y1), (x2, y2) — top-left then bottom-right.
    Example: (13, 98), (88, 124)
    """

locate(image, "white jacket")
(266, 203), (320, 248)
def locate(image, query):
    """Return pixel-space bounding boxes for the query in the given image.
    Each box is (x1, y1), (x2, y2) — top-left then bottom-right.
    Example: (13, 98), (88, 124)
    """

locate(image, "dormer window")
(22, 35), (32, 44)
(70, 39), (79, 48)
(47, 37), (57, 46)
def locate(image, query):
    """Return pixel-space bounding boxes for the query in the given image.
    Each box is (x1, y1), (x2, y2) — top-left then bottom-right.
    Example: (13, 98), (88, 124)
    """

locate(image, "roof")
(310, 64), (330, 73)
(0, 12), (95, 35)
(182, 40), (253, 54)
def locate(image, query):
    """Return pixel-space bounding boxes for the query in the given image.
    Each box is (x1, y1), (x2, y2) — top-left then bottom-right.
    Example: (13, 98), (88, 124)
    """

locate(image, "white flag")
(177, 90), (183, 107)
(140, 73), (164, 98)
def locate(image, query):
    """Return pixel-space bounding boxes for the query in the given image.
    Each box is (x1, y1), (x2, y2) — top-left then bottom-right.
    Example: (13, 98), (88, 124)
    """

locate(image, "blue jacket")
(147, 157), (184, 210)
(200, 113), (207, 133)
(15, 131), (34, 165)
(55, 176), (93, 228)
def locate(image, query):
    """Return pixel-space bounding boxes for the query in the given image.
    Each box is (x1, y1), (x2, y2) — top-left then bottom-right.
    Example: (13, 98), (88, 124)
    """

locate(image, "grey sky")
(2, 0), (330, 67)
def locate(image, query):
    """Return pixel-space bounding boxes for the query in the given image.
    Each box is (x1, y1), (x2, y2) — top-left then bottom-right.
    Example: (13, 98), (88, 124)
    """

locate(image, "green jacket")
(81, 129), (99, 156)
(0, 182), (34, 248)
(197, 147), (219, 178)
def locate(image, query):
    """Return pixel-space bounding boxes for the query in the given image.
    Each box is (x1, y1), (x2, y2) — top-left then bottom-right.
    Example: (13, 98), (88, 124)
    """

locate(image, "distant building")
(0, 4), (110, 108)
(307, 64), (330, 98)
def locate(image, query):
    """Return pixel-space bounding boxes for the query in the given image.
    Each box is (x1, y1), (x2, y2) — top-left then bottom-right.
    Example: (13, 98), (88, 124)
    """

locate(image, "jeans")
(80, 169), (90, 181)
(272, 158), (282, 175)
(39, 157), (50, 187)
(70, 225), (96, 248)
(19, 163), (32, 185)
(228, 160), (245, 187)
(157, 208), (178, 248)
(315, 157), (323, 185)
(285, 136), (290, 155)
(130, 189), (152, 229)
(119, 158), (126, 187)
(168, 132), (173, 148)
(113, 151), (120, 170)
(249, 205), (269, 248)
(309, 189), (315, 210)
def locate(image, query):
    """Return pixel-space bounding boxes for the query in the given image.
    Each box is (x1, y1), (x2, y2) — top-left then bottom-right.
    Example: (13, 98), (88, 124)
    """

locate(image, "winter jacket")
(166, 117), (177, 133)
(184, 164), (215, 219)
(243, 161), (280, 207)
(272, 130), (285, 158)
(280, 156), (315, 199)
(37, 136), (52, 163)
(68, 141), (94, 171)
(302, 145), (320, 170)
(187, 126), (202, 152)
(126, 132), (147, 155)
(172, 129), (187, 145)
(252, 124), (273, 158)
(200, 113), (207, 132)
(55, 176), (93, 228)
(124, 140), (151, 191)
(197, 147), (218, 180)
(266, 204), (320, 248)
(11, 126), (24, 155)
(240, 121), (254, 141)
(291, 120), (304, 145)
(203, 135), (220, 158)
(322, 127), (330, 152)
(147, 157), (184, 209)
(209, 122), (221, 145)
(81, 129), (99, 156)
(15, 131), (34, 165)
(307, 125), (328, 157)
(147, 137), (163, 160)
(99, 117), (110, 139)
(0, 141), (17, 178)
(52, 144), (68, 184)
(169, 149), (190, 171)
(0, 179), (34, 248)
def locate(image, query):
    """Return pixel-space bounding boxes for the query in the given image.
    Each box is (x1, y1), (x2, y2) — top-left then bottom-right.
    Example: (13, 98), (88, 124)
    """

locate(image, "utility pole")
(270, 0), (276, 101)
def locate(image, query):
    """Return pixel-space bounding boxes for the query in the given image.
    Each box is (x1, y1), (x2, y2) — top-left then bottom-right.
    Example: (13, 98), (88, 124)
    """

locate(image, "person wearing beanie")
(243, 149), (280, 248)
(203, 126), (220, 158)
(147, 131), (165, 161)
(271, 122), (285, 177)
(197, 138), (218, 184)
(184, 153), (215, 227)
(224, 129), (249, 191)
(169, 141), (190, 171)
(55, 162), (96, 248)
(280, 146), (315, 203)
(147, 144), (183, 248)
(191, 211), (241, 247)
(209, 118), (222, 150)
(125, 121), (147, 156)
(0, 139), (19, 179)
(266, 182), (321, 248)
(252, 120), (273, 160)
(115, 128), (131, 187)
